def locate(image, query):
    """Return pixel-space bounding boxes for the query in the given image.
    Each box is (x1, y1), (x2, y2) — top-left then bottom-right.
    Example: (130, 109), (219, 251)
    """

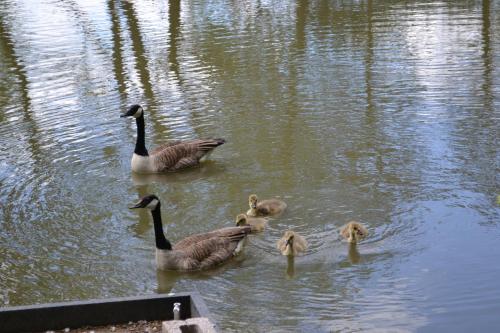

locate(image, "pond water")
(0, 0), (499, 332)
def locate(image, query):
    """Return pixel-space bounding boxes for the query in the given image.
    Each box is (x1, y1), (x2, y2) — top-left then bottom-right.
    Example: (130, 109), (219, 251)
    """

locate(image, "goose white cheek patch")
(133, 107), (143, 118)
(146, 199), (159, 209)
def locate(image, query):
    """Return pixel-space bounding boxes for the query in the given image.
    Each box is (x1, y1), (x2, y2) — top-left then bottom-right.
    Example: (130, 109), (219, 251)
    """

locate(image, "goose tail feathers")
(199, 138), (226, 150)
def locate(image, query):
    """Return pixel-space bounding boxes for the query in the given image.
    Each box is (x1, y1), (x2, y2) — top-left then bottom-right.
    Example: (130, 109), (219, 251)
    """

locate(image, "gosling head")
(341, 221), (368, 244)
(283, 230), (295, 246)
(248, 194), (258, 209)
(279, 230), (296, 256)
(235, 214), (248, 227)
(121, 104), (144, 118)
(129, 194), (160, 210)
(278, 230), (307, 256)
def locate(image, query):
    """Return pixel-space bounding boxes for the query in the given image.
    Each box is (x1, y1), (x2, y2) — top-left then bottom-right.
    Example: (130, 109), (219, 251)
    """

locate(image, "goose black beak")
(120, 109), (136, 118)
(129, 201), (144, 209)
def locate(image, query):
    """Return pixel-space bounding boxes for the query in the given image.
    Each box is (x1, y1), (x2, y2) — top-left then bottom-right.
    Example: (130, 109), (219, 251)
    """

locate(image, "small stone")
(110, 326), (116, 332)
(64, 328), (70, 333)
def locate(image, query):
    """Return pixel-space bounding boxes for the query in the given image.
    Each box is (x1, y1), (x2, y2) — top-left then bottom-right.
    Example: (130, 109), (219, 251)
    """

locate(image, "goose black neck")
(134, 115), (148, 156)
(151, 204), (172, 250)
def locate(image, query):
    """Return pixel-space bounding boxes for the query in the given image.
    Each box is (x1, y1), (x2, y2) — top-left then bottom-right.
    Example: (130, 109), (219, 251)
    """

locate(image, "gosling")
(247, 194), (287, 217)
(277, 230), (308, 256)
(235, 214), (268, 233)
(340, 221), (368, 244)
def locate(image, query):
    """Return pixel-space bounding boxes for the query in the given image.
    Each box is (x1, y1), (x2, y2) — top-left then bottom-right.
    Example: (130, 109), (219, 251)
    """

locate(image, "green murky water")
(0, 1), (499, 332)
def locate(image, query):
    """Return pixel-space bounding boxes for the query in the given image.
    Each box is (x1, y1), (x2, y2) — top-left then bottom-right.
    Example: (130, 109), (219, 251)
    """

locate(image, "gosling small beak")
(251, 204), (257, 209)
(286, 238), (293, 246)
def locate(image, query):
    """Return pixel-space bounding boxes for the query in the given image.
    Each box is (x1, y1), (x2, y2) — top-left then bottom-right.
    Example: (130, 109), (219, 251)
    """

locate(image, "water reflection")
(285, 256), (295, 279)
(108, 0), (126, 96)
(0, 16), (30, 115)
(130, 161), (226, 186)
(156, 253), (249, 294)
(294, 0), (307, 51)
(0, 19), (41, 204)
(168, 0), (181, 81)
(128, 185), (153, 237)
(156, 269), (178, 294)
(482, 0), (493, 109)
(347, 243), (361, 264)
(122, 0), (154, 101)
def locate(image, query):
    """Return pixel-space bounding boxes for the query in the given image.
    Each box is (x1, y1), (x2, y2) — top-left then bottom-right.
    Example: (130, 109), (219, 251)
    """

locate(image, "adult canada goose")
(246, 194), (287, 217)
(121, 104), (225, 173)
(276, 230), (308, 256)
(130, 194), (252, 271)
(235, 213), (268, 232)
(340, 221), (368, 244)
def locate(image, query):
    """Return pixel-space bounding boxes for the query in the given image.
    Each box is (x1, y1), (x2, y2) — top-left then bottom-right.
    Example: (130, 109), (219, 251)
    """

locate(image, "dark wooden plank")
(0, 293), (213, 333)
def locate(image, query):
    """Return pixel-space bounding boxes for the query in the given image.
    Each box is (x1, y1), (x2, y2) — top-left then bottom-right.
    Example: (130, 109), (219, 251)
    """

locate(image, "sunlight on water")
(0, 0), (499, 332)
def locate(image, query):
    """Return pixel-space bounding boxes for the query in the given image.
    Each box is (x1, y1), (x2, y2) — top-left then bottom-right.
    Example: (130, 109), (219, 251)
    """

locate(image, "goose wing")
(180, 237), (238, 270)
(173, 231), (219, 250)
(150, 140), (183, 153)
(174, 226), (250, 250)
(197, 243), (239, 270)
(151, 139), (225, 171)
(174, 227), (251, 269)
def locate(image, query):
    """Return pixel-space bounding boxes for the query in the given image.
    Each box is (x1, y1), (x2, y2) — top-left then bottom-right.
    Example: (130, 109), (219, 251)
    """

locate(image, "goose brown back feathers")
(158, 226), (251, 271)
(173, 226), (249, 250)
(151, 138), (226, 172)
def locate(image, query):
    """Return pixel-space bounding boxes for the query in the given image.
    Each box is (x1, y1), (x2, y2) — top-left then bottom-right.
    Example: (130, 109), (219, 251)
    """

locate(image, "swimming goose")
(246, 194), (287, 217)
(340, 221), (368, 244)
(276, 230), (308, 256)
(235, 213), (268, 232)
(130, 194), (252, 271)
(121, 105), (225, 173)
